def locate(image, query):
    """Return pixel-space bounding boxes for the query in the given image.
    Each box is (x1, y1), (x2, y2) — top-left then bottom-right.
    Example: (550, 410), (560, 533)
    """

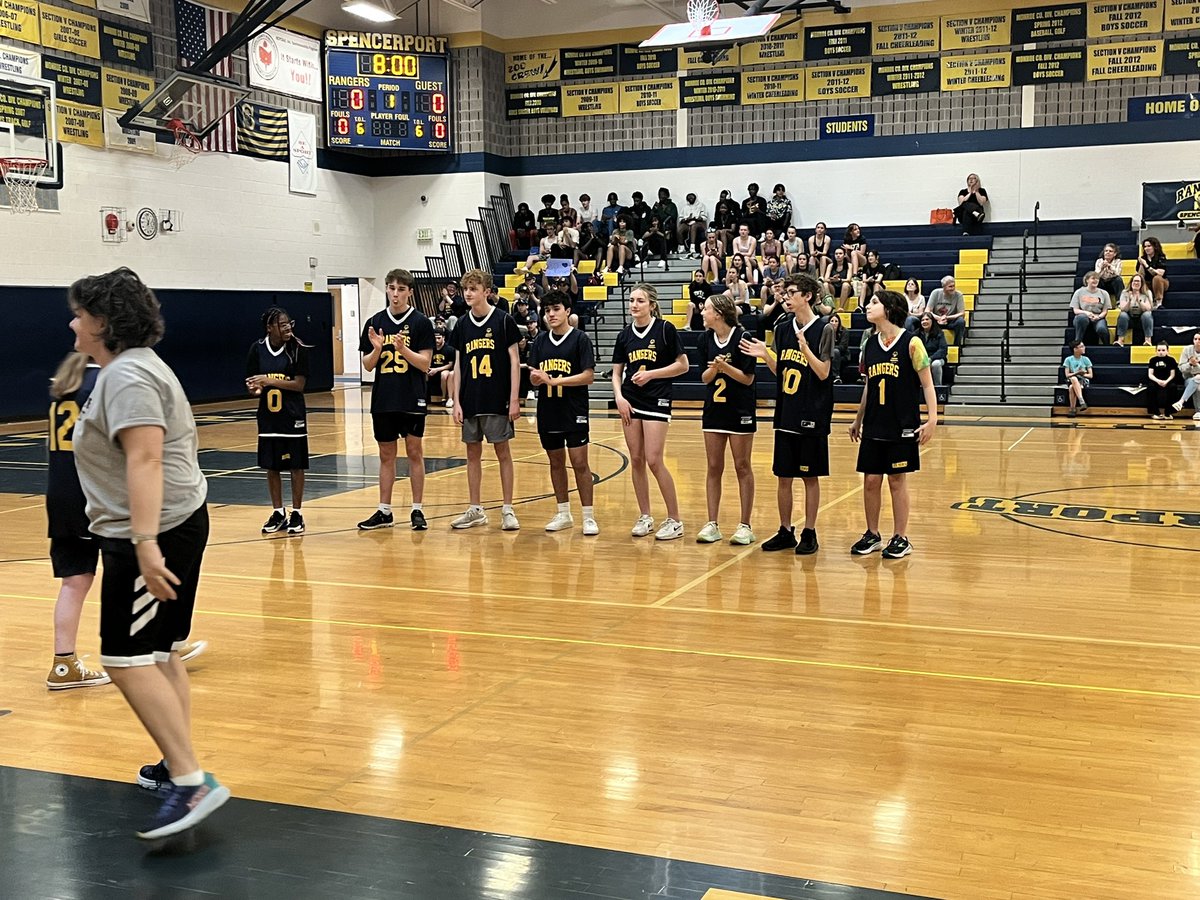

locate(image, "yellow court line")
(0, 502), (45, 516)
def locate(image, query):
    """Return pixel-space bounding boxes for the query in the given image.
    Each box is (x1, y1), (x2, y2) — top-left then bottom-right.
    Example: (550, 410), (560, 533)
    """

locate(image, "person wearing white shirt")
(577, 194), (599, 228)
(677, 193), (709, 257)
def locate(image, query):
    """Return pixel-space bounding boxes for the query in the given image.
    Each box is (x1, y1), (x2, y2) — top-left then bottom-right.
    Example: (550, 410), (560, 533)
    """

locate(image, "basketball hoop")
(0, 157), (48, 214)
(168, 118), (203, 169)
(687, 0), (720, 29)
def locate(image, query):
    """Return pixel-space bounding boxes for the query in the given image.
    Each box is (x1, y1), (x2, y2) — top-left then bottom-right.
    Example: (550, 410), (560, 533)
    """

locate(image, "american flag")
(175, 0), (238, 152)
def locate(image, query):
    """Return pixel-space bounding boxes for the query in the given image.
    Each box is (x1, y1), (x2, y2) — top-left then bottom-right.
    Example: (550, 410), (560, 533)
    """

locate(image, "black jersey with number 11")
(529, 327), (595, 432)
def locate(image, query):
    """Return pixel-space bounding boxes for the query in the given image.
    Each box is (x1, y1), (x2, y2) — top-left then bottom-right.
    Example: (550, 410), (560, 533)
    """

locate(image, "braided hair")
(261, 306), (312, 364)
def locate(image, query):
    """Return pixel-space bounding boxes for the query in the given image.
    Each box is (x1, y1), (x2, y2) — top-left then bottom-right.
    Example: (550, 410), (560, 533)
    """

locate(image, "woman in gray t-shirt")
(69, 267), (228, 840)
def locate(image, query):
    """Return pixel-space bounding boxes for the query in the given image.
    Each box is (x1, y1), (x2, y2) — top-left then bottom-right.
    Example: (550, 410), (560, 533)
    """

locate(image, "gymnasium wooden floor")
(2, 387), (1198, 899)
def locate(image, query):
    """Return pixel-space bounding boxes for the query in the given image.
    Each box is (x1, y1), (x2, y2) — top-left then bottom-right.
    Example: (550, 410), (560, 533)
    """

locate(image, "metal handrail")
(1033, 201), (1041, 262)
(1018, 230), (1028, 327)
(1000, 293), (1013, 403)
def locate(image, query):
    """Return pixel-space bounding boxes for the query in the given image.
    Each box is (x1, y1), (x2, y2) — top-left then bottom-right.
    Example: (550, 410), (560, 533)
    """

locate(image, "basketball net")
(169, 118), (204, 170)
(0, 157), (47, 214)
(686, 0), (720, 35)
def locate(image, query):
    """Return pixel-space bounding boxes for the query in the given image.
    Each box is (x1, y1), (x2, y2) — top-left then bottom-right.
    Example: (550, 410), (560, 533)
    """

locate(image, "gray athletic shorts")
(462, 414), (514, 444)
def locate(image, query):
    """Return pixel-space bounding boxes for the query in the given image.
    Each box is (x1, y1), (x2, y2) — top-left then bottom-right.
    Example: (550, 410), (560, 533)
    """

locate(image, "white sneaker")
(696, 521), (722, 543)
(730, 523), (756, 545)
(659, 260), (667, 270)
(545, 511), (574, 532)
(655, 518), (684, 541)
(178, 640), (209, 662)
(1193, 411), (1200, 420)
(616, 266), (625, 275)
(501, 510), (521, 531)
(446, 398), (454, 409)
(526, 389), (536, 401)
(631, 514), (654, 537)
(582, 517), (600, 536)
(451, 507), (488, 529)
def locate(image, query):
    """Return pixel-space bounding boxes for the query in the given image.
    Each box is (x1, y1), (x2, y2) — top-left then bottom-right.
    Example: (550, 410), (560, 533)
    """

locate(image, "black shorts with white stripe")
(98, 505), (210, 668)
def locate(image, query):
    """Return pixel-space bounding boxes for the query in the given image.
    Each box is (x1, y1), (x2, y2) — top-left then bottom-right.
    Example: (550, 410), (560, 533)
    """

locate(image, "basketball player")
(696, 294), (757, 545)
(611, 283), (690, 540)
(246, 307), (310, 535)
(449, 268), (523, 530)
(740, 273), (835, 554)
(848, 290), (938, 558)
(528, 290), (598, 535)
(358, 269), (434, 531)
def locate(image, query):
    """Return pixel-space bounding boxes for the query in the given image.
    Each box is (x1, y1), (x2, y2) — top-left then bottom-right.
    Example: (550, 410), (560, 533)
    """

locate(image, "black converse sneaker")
(761, 526), (797, 552)
(850, 530), (883, 555)
(882, 534), (913, 559)
(261, 510), (286, 534)
(357, 509), (395, 530)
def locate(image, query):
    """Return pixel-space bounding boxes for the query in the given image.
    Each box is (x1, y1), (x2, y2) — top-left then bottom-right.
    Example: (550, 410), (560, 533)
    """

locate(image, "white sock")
(378, 503), (391, 514)
(274, 507), (285, 516)
(471, 504), (484, 513)
(557, 502), (569, 513)
(582, 506), (594, 519)
(412, 503), (423, 511)
(501, 504), (514, 515)
(171, 769), (204, 787)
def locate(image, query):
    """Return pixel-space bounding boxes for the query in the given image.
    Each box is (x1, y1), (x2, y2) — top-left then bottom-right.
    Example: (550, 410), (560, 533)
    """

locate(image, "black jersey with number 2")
(359, 307), (435, 415)
(861, 330), (928, 441)
(529, 327), (595, 432)
(246, 339), (309, 437)
(773, 315), (834, 435)
(611, 318), (682, 417)
(449, 307), (522, 417)
(699, 326), (757, 432)
(46, 363), (98, 539)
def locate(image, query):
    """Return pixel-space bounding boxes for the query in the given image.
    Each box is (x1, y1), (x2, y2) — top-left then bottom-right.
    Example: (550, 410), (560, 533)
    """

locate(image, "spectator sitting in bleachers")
(759, 229), (783, 265)
(954, 173), (989, 236)
(700, 229), (724, 282)
(577, 194), (598, 229)
(677, 193), (708, 256)
(1137, 237), (1171, 305)
(511, 202), (536, 250)
(687, 269), (712, 330)
(915, 312), (948, 386)
(651, 188), (678, 245)
(520, 227), (554, 273)
(731, 225), (760, 279)
(856, 249), (886, 310)
(1063, 339), (1093, 417)
(904, 277), (926, 332)
(558, 194), (578, 227)
(840, 223), (868, 276)
(1116, 273), (1155, 348)
(928, 275), (967, 346)
(550, 221), (579, 259)
(604, 215), (637, 275)
(782, 226), (804, 272)
(765, 183), (792, 235)
(641, 216), (671, 269)
(722, 270), (753, 318)
(600, 192), (622, 238)
(1171, 331), (1200, 419)
(729, 252), (757, 288)
(712, 194), (738, 254)
(741, 183), (767, 239)
(1070, 271), (1112, 345)
(807, 222), (833, 280)
(436, 296), (457, 333)
(1147, 340), (1180, 420)
(516, 273), (542, 307)
(626, 191), (652, 237)
(760, 255), (787, 303)
(536, 194), (559, 232)
(576, 221), (604, 269)
(442, 279), (466, 317)
(828, 312), (850, 383)
(826, 247), (854, 311)
(760, 279), (785, 338)
(1095, 243), (1124, 300)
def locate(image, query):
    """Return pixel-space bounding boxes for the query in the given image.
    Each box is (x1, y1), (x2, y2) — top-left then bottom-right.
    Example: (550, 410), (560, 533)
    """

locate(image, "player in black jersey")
(358, 269), (435, 531)
(246, 307), (310, 536)
(741, 273), (835, 555)
(528, 291), (598, 535)
(848, 290), (938, 558)
(427, 328), (456, 405)
(611, 283), (690, 540)
(449, 268), (523, 530)
(696, 293), (758, 546)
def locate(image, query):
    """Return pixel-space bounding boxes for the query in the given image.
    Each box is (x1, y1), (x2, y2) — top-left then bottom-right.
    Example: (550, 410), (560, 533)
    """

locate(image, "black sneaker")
(795, 528), (819, 555)
(761, 526), (797, 552)
(137, 759), (170, 791)
(357, 510), (394, 530)
(410, 509), (428, 531)
(850, 530), (883, 555)
(261, 510), (286, 534)
(286, 510), (305, 535)
(882, 534), (913, 559)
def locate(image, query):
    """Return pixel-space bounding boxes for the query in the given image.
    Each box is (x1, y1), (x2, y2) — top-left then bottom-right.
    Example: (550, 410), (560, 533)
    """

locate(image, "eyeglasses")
(785, 288), (802, 296)
(272, 319), (296, 329)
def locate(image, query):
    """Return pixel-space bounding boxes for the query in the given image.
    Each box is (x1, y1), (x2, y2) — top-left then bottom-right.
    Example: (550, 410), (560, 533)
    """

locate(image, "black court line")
(0, 766), (927, 900)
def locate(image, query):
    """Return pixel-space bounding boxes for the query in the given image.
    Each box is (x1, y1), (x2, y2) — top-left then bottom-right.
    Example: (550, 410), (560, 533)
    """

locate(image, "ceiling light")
(342, 0), (398, 22)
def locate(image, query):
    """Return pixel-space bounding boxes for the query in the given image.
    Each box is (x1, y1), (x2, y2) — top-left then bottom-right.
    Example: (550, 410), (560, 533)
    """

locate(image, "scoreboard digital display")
(324, 32), (452, 152)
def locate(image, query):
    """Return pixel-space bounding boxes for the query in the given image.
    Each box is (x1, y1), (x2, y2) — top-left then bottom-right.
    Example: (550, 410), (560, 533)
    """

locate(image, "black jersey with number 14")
(359, 307), (435, 415)
(246, 339), (309, 437)
(529, 327), (595, 432)
(449, 307), (522, 417)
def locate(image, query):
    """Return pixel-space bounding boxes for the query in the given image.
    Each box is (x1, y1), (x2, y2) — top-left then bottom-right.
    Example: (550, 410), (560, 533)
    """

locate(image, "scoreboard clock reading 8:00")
(324, 31), (452, 152)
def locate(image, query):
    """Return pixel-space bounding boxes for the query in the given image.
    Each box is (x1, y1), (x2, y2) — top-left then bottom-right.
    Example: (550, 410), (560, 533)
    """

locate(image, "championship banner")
(100, 18), (153, 70)
(819, 114), (875, 139)
(504, 50), (559, 85)
(1013, 47), (1086, 83)
(0, 0), (39, 45)
(560, 45), (617, 80)
(619, 44), (677, 76)
(505, 86), (561, 119)
(1011, 3), (1087, 43)
(941, 14), (1011, 51)
(804, 22), (872, 61)
(679, 71), (739, 106)
(562, 82), (617, 117)
(1127, 93), (1200, 120)
(1140, 178), (1200, 222)
(740, 27), (800, 65)
(55, 98), (102, 146)
(40, 5), (101, 59)
(1087, 0), (1164, 38)
(618, 78), (677, 113)
(806, 62), (871, 100)
(942, 52), (1012, 90)
(872, 19), (939, 54)
(103, 107), (155, 151)
(0, 83), (45, 133)
(741, 67), (804, 104)
(0, 43), (40, 77)
(100, 67), (151, 108)
(96, 0), (151, 24)
(42, 54), (101, 106)
(1087, 39), (1163, 79)
(872, 57), (939, 94)
(681, 45), (739, 69)
(248, 27), (321, 101)
(288, 108), (317, 196)
(1166, 0), (1200, 31)
(1164, 36), (1200, 74)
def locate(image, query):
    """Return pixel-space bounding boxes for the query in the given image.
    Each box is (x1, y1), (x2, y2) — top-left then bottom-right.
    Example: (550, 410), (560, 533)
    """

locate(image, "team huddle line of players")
(246, 268), (938, 557)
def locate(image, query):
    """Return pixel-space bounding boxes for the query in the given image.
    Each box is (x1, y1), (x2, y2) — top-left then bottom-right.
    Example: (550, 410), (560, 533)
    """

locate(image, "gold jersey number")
(48, 400), (79, 452)
(380, 349), (409, 374)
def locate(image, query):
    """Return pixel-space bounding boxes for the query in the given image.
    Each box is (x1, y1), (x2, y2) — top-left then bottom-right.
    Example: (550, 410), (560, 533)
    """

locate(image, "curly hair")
(67, 267), (163, 353)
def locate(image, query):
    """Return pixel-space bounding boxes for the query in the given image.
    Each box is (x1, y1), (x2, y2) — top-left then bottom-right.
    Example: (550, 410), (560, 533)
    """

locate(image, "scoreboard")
(324, 32), (452, 152)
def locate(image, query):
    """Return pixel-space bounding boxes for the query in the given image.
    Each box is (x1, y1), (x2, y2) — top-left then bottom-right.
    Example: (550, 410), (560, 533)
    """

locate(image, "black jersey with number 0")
(46, 364), (98, 539)
(773, 315), (834, 435)
(862, 330), (928, 441)
(611, 318), (682, 415)
(359, 307), (435, 415)
(246, 339), (309, 437)
(699, 326), (757, 432)
(529, 327), (595, 432)
(449, 307), (522, 417)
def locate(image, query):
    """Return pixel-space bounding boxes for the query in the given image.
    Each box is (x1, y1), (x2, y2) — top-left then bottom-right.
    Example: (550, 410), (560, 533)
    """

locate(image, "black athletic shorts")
(258, 436), (310, 471)
(98, 504), (209, 668)
(50, 535), (99, 578)
(629, 400), (671, 422)
(856, 438), (921, 475)
(539, 429), (590, 452)
(772, 431), (830, 478)
(373, 411), (426, 442)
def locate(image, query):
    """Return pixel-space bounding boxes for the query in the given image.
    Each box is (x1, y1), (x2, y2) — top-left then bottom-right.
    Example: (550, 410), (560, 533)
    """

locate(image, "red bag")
(930, 208), (954, 225)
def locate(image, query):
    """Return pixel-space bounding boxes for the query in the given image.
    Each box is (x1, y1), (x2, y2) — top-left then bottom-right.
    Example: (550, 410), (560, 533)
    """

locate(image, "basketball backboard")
(0, 73), (58, 185)
(640, 13), (779, 48)
(116, 69), (250, 139)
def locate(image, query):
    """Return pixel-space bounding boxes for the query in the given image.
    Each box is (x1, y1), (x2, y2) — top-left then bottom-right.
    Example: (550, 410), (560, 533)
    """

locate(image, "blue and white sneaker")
(136, 773), (230, 840)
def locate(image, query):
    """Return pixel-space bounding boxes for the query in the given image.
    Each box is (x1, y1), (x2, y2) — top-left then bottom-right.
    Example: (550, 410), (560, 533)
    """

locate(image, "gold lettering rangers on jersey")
(542, 357), (573, 374)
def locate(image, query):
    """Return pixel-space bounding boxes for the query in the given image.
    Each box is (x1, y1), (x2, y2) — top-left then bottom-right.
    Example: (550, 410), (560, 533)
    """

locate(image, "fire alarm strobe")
(136, 207), (158, 240)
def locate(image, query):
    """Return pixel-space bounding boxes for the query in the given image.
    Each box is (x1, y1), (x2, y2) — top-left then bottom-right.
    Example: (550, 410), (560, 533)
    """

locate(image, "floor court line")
(1006, 427), (1035, 451)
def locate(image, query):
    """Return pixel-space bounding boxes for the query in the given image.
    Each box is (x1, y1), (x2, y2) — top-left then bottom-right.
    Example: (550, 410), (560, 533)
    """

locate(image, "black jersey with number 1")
(359, 307), (435, 415)
(773, 314), (834, 435)
(246, 339), (309, 437)
(529, 327), (595, 432)
(449, 307), (522, 418)
(611, 318), (682, 418)
(861, 330), (929, 441)
(699, 326), (757, 432)
(46, 363), (98, 540)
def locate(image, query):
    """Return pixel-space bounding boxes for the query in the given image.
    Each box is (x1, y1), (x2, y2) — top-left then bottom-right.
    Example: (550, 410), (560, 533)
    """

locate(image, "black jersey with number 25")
(359, 307), (435, 415)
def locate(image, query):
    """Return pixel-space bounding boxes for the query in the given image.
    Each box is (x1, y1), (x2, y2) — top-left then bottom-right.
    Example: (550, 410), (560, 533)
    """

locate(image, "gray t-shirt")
(74, 347), (207, 538)
(1070, 286), (1111, 316)
(927, 288), (964, 318)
